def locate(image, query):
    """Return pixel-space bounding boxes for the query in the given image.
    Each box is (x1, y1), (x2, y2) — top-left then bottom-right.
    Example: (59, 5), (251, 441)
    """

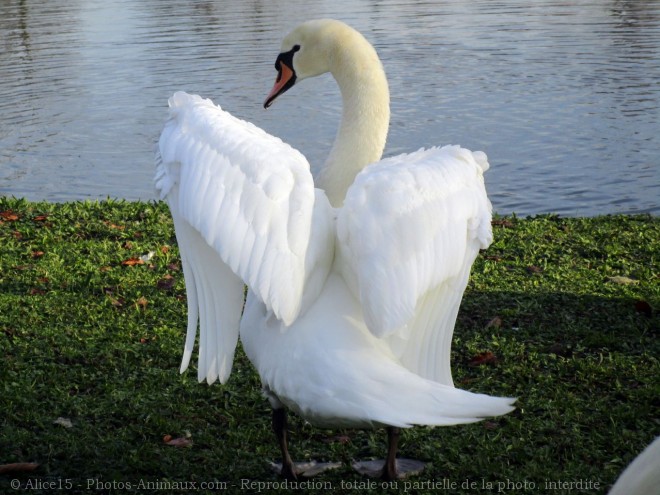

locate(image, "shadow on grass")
(1, 287), (657, 494)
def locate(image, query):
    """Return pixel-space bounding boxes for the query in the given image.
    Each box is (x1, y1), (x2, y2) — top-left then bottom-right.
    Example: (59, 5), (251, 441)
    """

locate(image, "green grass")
(0, 198), (658, 494)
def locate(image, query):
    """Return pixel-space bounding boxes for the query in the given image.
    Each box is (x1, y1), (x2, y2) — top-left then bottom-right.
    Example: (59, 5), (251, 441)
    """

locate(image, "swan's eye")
(275, 45), (301, 71)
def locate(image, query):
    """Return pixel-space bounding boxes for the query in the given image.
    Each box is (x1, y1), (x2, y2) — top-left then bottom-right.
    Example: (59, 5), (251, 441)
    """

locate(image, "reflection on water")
(0, 0), (658, 216)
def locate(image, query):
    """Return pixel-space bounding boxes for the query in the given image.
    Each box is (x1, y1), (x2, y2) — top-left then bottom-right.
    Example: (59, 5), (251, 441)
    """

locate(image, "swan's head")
(264, 19), (370, 108)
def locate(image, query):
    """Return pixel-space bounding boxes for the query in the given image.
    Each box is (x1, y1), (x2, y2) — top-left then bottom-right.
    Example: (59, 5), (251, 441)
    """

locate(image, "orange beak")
(264, 61), (296, 109)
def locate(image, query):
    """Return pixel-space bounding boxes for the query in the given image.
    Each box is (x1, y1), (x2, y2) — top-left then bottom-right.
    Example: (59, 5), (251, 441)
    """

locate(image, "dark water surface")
(1, 0), (658, 216)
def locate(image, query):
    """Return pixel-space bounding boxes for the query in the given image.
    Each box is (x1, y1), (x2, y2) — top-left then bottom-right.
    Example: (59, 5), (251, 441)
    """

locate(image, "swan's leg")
(272, 408), (297, 480)
(270, 408), (342, 479)
(381, 426), (400, 480)
(353, 427), (425, 479)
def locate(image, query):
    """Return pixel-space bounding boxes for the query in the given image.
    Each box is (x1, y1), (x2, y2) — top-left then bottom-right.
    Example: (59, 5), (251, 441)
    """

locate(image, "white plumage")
(156, 19), (514, 479)
(608, 437), (660, 495)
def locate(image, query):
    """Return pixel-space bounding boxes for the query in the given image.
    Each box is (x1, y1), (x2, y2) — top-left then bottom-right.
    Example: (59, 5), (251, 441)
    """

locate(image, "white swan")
(608, 437), (660, 495)
(155, 19), (515, 480)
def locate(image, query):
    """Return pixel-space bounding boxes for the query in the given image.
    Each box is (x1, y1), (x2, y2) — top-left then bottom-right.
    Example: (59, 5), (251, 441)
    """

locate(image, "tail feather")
(324, 355), (516, 429)
(377, 378), (516, 428)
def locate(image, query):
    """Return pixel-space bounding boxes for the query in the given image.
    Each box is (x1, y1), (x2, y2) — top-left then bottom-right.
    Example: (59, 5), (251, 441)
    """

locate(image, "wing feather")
(166, 195), (244, 384)
(337, 145), (492, 384)
(156, 92), (332, 384)
(158, 92), (317, 324)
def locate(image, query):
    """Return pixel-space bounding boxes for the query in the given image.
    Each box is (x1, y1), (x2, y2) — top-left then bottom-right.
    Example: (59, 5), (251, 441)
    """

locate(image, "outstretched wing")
(337, 145), (492, 385)
(155, 92), (333, 384)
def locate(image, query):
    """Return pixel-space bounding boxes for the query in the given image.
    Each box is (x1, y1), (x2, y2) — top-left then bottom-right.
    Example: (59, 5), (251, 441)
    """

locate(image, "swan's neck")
(315, 44), (390, 207)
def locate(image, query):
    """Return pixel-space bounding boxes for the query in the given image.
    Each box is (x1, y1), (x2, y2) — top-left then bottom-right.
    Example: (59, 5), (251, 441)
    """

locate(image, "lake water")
(1, 0), (658, 216)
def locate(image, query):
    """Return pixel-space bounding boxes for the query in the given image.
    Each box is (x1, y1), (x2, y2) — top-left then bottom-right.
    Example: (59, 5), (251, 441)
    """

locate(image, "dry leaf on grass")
(468, 351), (499, 367)
(0, 211), (20, 221)
(121, 258), (144, 267)
(0, 463), (39, 474)
(104, 221), (125, 230)
(608, 275), (638, 285)
(491, 219), (514, 228)
(108, 296), (125, 307)
(53, 417), (73, 428)
(486, 316), (503, 329)
(163, 433), (193, 448)
(157, 275), (176, 290)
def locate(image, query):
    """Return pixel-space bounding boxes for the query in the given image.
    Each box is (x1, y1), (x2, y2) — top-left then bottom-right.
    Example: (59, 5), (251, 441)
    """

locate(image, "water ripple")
(0, 0), (658, 216)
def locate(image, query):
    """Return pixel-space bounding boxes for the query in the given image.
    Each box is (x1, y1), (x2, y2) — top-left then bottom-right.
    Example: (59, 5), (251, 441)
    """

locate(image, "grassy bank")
(1, 198), (658, 494)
